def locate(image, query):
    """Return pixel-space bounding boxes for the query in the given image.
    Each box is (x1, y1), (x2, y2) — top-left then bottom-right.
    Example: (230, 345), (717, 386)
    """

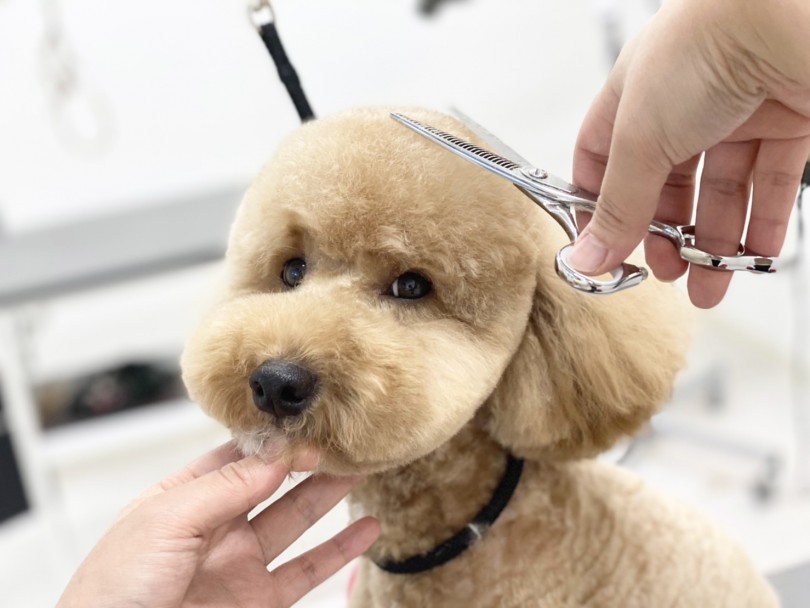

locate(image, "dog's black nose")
(249, 360), (318, 419)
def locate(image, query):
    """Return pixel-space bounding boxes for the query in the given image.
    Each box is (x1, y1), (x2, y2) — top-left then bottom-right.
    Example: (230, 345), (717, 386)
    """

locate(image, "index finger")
(121, 441), (244, 517)
(153, 455), (290, 536)
(267, 517), (380, 607)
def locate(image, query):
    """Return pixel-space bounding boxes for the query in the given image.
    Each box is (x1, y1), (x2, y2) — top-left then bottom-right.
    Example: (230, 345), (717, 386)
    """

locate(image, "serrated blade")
(390, 112), (542, 189)
(449, 107), (534, 168)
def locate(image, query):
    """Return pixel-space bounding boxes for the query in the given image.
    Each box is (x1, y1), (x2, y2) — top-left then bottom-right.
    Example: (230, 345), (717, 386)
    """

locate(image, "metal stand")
(792, 179), (809, 493)
(0, 312), (76, 577)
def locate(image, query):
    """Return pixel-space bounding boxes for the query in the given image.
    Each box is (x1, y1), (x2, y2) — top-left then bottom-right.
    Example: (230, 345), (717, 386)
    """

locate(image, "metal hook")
(248, 0), (276, 29)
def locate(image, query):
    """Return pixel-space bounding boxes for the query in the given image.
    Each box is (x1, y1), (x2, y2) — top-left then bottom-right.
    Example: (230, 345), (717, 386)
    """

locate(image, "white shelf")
(0, 186), (240, 307)
(0, 186), (238, 524)
(41, 398), (224, 470)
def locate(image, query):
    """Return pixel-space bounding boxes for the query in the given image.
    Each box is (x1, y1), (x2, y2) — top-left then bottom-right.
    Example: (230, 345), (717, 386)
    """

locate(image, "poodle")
(181, 107), (778, 607)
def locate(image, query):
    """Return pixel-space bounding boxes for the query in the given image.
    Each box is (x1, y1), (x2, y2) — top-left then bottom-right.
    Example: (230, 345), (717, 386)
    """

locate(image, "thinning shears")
(391, 112), (782, 295)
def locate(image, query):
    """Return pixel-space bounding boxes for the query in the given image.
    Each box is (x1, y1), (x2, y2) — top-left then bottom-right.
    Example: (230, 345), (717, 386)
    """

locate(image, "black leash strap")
(249, 1), (314, 122)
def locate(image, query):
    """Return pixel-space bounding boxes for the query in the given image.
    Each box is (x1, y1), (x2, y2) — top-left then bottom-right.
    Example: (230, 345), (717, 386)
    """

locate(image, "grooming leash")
(374, 453), (524, 575)
(248, 0), (314, 122)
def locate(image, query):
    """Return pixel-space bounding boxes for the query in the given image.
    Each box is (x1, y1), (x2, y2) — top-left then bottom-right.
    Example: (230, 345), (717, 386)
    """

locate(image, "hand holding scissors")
(392, 112), (793, 296)
(570, 0), (810, 307)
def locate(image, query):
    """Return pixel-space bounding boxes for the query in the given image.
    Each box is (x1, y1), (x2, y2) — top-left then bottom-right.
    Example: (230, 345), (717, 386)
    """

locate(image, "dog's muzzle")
(249, 359), (319, 419)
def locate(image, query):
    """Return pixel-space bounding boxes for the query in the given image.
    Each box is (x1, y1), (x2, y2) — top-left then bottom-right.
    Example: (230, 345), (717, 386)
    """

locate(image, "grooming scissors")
(391, 112), (782, 295)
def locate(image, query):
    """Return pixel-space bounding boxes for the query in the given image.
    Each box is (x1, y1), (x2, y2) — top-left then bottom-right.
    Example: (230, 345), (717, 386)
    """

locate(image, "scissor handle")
(556, 219), (778, 294)
(674, 225), (777, 273)
(555, 244), (648, 294)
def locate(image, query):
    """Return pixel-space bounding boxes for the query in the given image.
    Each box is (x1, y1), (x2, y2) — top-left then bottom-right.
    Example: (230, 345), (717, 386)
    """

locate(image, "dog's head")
(182, 107), (688, 474)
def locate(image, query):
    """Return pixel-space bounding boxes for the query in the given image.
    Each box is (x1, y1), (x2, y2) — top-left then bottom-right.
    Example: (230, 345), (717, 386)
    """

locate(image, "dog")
(181, 107), (778, 607)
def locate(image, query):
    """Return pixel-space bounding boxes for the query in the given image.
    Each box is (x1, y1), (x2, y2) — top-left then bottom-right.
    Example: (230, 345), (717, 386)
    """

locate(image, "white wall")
(0, 0), (609, 230)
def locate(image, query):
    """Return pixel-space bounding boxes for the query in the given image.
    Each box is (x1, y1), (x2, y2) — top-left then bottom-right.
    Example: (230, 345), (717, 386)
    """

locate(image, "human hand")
(56, 442), (379, 608)
(571, 0), (810, 307)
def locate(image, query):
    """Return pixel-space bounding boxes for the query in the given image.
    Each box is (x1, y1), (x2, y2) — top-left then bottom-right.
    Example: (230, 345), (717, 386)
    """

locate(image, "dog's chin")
(232, 428), (286, 458)
(233, 427), (420, 476)
(231, 427), (327, 473)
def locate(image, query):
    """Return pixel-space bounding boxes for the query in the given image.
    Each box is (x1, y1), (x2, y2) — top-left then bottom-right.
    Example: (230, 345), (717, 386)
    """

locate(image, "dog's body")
(182, 108), (778, 607)
(349, 424), (774, 607)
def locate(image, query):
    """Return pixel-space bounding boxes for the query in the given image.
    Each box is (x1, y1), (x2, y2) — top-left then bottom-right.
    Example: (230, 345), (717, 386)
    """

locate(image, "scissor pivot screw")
(521, 167), (548, 181)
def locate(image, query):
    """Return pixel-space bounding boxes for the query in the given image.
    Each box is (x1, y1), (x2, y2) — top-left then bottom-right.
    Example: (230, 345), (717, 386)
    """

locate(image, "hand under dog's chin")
(232, 427), (419, 476)
(232, 429), (318, 472)
(232, 428), (286, 458)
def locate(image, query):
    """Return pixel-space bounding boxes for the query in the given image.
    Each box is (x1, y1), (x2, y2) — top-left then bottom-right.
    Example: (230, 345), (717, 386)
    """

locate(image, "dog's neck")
(349, 420), (510, 565)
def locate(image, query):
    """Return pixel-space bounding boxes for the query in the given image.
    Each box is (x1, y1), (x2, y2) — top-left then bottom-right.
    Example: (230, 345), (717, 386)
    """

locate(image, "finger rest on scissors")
(555, 244), (648, 294)
(674, 225), (776, 273)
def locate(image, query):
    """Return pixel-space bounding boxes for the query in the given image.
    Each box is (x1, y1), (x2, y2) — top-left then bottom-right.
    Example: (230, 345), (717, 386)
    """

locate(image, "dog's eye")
(281, 258), (307, 288)
(388, 271), (432, 299)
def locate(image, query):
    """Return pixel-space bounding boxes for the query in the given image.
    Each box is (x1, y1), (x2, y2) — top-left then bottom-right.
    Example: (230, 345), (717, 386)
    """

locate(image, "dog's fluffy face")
(181, 108), (541, 474)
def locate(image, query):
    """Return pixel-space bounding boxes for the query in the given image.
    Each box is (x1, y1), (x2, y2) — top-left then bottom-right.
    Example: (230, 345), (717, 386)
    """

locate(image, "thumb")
(568, 122), (671, 276)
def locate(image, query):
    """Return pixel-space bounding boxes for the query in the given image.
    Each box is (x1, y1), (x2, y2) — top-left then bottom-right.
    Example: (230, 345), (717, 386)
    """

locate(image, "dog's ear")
(482, 254), (691, 461)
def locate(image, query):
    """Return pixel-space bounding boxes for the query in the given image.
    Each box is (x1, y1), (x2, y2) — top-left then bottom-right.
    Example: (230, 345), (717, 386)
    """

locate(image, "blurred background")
(0, 0), (807, 605)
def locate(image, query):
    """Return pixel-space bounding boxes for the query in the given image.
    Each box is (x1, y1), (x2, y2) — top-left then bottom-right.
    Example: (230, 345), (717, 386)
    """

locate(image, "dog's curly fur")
(182, 108), (778, 607)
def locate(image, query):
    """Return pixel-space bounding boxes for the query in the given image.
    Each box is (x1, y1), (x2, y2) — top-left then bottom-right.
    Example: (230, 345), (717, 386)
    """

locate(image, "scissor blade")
(449, 108), (534, 167)
(391, 112), (590, 208)
(391, 113), (531, 187)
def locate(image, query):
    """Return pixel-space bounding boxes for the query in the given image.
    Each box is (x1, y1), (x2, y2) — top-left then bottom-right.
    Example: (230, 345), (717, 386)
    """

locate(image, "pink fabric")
(346, 562), (360, 601)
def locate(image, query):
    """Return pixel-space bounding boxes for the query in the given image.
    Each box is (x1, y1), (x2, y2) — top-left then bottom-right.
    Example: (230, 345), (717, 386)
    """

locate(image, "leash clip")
(248, 0), (276, 29)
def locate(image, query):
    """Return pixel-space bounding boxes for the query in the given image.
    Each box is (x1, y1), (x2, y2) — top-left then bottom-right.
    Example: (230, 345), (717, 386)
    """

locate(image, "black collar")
(373, 453), (524, 575)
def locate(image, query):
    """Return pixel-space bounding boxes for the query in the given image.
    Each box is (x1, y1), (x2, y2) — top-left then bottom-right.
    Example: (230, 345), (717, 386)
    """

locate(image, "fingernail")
(568, 233), (608, 273)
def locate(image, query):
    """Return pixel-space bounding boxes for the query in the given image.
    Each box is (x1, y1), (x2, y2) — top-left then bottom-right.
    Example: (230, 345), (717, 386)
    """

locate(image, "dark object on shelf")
(38, 362), (185, 428)
(68, 363), (181, 421)
(419, 0), (470, 16)
(0, 392), (29, 523)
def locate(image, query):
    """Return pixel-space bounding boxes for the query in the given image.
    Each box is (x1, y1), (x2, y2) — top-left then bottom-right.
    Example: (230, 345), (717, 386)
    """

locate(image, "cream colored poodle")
(182, 107), (778, 607)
